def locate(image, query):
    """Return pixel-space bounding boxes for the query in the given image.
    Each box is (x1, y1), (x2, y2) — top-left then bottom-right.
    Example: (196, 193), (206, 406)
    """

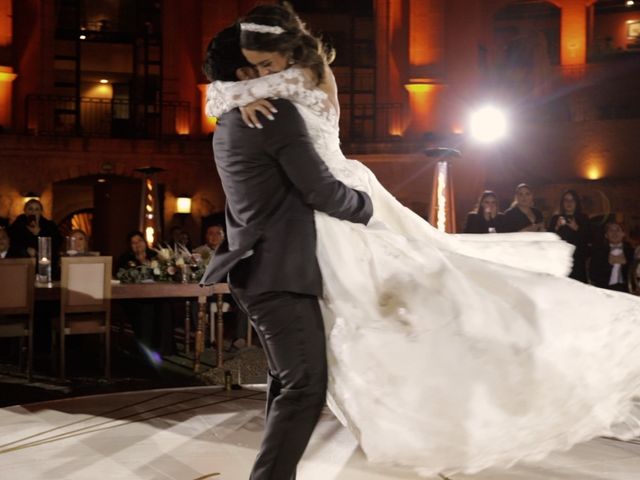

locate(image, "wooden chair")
(54, 256), (112, 380)
(0, 258), (36, 381)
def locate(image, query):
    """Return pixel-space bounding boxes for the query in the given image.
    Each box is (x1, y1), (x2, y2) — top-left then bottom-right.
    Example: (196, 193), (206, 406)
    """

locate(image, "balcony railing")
(340, 103), (406, 142)
(25, 95), (191, 138)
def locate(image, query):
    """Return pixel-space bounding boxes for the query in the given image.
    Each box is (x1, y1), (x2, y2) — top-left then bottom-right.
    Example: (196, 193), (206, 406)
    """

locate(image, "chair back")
(0, 258), (35, 315)
(61, 256), (112, 313)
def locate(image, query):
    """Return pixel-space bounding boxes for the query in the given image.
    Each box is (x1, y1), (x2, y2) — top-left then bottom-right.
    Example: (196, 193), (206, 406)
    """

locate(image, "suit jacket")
(200, 99), (373, 296)
(589, 242), (635, 291)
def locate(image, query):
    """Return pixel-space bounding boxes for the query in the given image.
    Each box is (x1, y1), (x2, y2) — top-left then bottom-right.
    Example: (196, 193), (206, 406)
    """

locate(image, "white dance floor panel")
(0, 386), (639, 479)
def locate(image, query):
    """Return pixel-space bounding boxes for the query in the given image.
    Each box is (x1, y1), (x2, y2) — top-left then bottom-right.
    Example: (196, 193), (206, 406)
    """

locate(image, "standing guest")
(501, 183), (546, 233)
(194, 224), (225, 261)
(0, 228), (26, 258)
(8, 199), (62, 258)
(548, 190), (591, 282)
(589, 222), (635, 292)
(463, 191), (504, 233)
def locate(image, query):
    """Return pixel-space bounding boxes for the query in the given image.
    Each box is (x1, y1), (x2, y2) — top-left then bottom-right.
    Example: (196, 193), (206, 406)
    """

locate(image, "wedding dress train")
(207, 69), (640, 476)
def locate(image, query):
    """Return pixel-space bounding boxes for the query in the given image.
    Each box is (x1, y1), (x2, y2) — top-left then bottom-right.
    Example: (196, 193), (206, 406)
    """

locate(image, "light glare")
(469, 106), (507, 143)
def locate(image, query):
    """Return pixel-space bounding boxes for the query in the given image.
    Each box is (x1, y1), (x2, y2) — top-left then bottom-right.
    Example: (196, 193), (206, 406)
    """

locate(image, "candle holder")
(37, 236), (52, 284)
(65, 235), (78, 256)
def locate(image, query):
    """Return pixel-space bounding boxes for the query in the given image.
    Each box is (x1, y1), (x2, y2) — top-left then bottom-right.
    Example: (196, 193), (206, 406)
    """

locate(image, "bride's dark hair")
(239, 2), (334, 85)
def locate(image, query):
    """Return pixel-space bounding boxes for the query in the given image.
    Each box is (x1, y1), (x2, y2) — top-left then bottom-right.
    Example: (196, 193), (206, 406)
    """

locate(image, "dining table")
(35, 280), (231, 372)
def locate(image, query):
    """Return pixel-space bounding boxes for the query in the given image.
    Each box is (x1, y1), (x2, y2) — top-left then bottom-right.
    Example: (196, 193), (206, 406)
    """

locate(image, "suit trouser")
(229, 271), (327, 480)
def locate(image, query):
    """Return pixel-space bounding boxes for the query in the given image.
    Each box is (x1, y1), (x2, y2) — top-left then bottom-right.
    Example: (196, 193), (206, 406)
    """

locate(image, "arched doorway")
(52, 175), (146, 258)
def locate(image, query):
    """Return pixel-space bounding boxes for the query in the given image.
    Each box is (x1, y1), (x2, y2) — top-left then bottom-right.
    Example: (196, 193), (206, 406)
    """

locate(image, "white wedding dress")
(206, 69), (640, 476)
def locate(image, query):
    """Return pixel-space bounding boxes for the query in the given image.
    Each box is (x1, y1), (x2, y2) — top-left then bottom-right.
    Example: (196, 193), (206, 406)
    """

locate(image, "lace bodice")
(206, 67), (354, 183)
(206, 67), (338, 127)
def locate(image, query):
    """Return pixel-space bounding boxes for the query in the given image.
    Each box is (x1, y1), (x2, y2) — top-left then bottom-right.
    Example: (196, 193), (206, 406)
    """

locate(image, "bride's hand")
(240, 99), (278, 129)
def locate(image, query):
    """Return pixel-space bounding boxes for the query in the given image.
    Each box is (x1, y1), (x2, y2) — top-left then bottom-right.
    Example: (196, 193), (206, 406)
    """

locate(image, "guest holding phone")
(463, 190), (504, 233)
(548, 190), (591, 282)
(8, 199), (62, 260)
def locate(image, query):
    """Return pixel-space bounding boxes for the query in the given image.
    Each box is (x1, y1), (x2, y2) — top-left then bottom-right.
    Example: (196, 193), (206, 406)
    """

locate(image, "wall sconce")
(22, 191), (41, 203)
(176, 195), (192, 214)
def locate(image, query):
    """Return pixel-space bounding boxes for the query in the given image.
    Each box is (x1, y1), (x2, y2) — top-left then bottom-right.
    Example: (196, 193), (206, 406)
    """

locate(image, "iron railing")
(25, 95), (190, 138)
(340, 103), (405, 142)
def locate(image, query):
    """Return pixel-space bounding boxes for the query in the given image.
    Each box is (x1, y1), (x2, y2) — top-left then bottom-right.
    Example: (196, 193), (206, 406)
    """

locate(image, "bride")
(205, 4), (640, 477)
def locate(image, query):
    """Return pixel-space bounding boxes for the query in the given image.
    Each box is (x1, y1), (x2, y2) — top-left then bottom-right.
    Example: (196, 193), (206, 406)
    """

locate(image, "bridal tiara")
(240, 22), (285, 35)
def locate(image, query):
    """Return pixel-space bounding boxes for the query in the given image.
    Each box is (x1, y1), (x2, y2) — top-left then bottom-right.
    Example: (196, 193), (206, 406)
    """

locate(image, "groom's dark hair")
(202, 24), (251, 82)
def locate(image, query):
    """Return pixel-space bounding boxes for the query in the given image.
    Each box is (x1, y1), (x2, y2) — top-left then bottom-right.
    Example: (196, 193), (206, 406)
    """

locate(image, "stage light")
(469, 106), (507, 143)
(79, 34), (86, 40)
(99, 79), (109, 84)
(626, 1), (634, 7)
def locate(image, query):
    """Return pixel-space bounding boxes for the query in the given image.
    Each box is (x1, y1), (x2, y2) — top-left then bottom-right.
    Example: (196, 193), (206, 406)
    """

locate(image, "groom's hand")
(240, 99), (278, 129)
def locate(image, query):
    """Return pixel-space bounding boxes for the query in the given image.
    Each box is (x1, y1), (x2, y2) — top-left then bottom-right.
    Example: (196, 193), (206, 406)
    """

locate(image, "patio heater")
(135, 166), (165, 247)
(425, 147), (461, 233)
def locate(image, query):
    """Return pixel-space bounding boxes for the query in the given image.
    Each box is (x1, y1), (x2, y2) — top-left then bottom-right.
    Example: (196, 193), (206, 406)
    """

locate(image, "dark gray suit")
(200, 99), (372, 480)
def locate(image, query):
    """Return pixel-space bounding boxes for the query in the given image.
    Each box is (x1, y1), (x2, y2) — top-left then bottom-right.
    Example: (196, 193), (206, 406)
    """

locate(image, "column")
(558, 0), (596, 68)
(375, 0), (408, 136)
(404, 0), (446, 137)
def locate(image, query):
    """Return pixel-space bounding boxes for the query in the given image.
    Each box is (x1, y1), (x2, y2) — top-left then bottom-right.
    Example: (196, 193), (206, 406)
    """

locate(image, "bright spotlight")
(469, 105), (508, 143)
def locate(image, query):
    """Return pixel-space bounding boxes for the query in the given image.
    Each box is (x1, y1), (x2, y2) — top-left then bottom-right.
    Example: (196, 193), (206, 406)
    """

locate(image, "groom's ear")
(236, 66), (258, 80)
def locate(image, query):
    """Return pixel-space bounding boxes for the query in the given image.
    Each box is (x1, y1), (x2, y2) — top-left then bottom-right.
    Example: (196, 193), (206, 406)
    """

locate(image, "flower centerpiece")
(116, 244), (206, 284)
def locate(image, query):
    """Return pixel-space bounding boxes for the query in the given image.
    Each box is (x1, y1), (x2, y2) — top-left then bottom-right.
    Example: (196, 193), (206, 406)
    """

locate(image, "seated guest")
(463, 191), (504, 233)
(166, 226), (187, 250)
(178, 230), (193, 251)
(8, 199), (62, 258)
(116, 231), (173, 357)
(0, 217), (8, 229)
(589, 222), (634, 293)
(0, 227), (26, 258)
(548, 190), (591, 282)
(501, 183), (546, 233)
(117, 230), (157, 270)
(194, 224), (225, 261)
(66, 228), (90, 255)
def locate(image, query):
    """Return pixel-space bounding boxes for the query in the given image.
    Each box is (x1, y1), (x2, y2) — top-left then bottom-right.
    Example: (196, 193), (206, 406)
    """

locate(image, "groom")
(200, 26), (373, 480)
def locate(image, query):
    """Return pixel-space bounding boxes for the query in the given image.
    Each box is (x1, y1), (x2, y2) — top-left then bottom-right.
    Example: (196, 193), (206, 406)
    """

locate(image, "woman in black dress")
(463, 190), (504, 233)
(548, 190), (591, 282)
(501, 183), (546, 233)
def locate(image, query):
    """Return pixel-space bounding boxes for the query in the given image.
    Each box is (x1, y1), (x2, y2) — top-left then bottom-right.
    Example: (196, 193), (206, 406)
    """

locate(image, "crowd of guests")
(0, 199), (244, 361)
(463, 184), (640, 293)
(2, 191), (638, 370)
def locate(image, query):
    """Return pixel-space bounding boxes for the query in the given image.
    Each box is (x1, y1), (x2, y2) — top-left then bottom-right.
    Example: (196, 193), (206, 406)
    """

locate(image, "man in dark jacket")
(589, 221), (635, 292)
(200, 26), (373, 480)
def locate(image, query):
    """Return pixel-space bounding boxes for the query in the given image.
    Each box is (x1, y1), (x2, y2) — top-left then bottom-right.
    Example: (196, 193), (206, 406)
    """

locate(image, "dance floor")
(1, 386), (639, 479)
